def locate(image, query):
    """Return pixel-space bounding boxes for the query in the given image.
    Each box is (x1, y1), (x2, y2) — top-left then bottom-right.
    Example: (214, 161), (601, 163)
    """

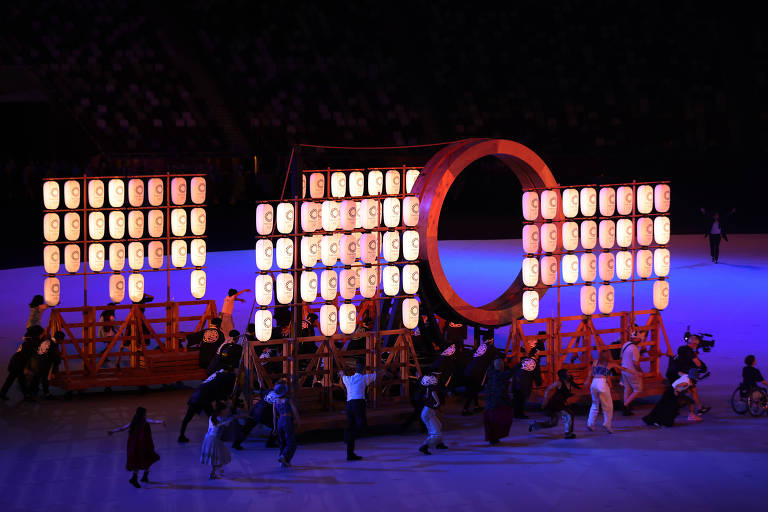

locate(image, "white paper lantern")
(171, 178), (186, 205)
(171, 239), (187, 268)
(636, 217), (653, 246)
(580, 252), (597, 282)
(562, 222), (579, 251)
(599, 187), (615, 217)
(636, 249), (653, 278)
(339, 303), (357, 334)
(88, 212), (105, 240)
(300, 271), (318, 302)
(191, 239), (206, 267)
(276, 238), (294, 270)
(385, 170), (401, 195)
(255, 274), (273, 306)
(320, 235), (340, 266)
(308, 173), (325, 199)
(276, 273), (294, 304)
(191, 269), (206, 299)
(636, 185), (653, 214)
(580, 285), (596, 315)
(402, 264), (419, 294)
(522, 257), (539, 287)
(148, 210), (164, 238)
(540, 255), (558, 286)
(654, 184), (671, 213)
(43, 246), (60, 274)
(616, 218), (633, 248)
(562, 189), (579, 218)
(598, 284), (614, 314)
(190, 208), (206, 236)
(321, 201), (340, 231)
(44, 277), (61, 307)
(522, 290), (539, 321)
(276, 202), (295, 234)
(256, 204), (274, 235)
(254, 309), (272, 341)
(654, 248), (670, 277)
(540, 223), (558, 253)
(300, 236), (319, 267)
(616, 186), (634, 216)
(402, 298), (420, 329)
(109, 243), (125, 271)
(359, 232), (378, 264)
(64, 212), (80, 241)
(359, 199), (379, 230)
(382, 265), (400, 296)
(616, 250), (633, 280)
(331, 172), (347, 198)
(580, 187), (597, 217)
(43, 213), (60, 242)
(43, 181), (60, 210)
(653, 280), (669, 310)
(599, 220), (615, 249)
(108, 179), (125, 208)
(382, 231), (400, 262)
(128, 179), (144, 207)
(339, 234), (357, 265)
(89, 243), (105, 272)
(521, 224), (539, 254)
(522, 191), (539, 221)
(109, 274), (125, 303)
(349, 171), (365, 197)
(87, 179), (104, 208)
(339, 268), (357, 299)
(171, 209), (187, 237)
(147, 241), (164, 269)
(402, 196), (419, 227)
(598, 252), (615, 281)
(128, 211), (144, 239)
(562, 254), (579, 283)
(654, 216), (670, 245)
(541, 189), (559, 220)
(580, 220), (597, 250)
(128, 273), (145, 303)
(127, 241), (144, 270)
(405, 169), (420, 193)
(320, 269), (338, 301)
(360, 267), (379, 298)
(402, 230), (419, 261)
(63, 180), (80, 209)
(368, 170), (384, 195)
(190, 176), (206, 204)
(254, 239), (272, 271)
(148, 178), (164, 206)
(340, 200), (356, 231)
(320, 305), (338, 336)
(382, 197), (401, 228)
(300, 202), (321, 233)
(64, 244), (80, 273)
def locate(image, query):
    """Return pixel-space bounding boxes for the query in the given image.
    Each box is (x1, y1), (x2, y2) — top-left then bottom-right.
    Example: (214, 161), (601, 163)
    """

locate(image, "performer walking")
(271, 382), (300, 467)
(529, 369), (579, 438)
(201, 403), (242, 479)
(338, 360), (387, 461)
(621, 331), (644, 415)
(584, 350), (641, 433)
(701, 207), (735, 263)
(108, 407), (165, 488)
(484, 358), (515, 445)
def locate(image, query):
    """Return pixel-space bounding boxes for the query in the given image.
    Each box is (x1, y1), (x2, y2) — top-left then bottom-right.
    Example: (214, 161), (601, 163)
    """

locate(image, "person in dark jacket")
(29, 330), (63, 398)
(1, 326), (43, 401)
(511, 340), (545, 419)
(701, 207), (735, 263)
(178, 367), (236, 443)
(529, 369), (578, 438)
(195, 318), (225, 370)
(484, 358), (515, 444)
(462, 338), (498, 415)
(206, 330), (243, 375)
(231, 388), (279, 450)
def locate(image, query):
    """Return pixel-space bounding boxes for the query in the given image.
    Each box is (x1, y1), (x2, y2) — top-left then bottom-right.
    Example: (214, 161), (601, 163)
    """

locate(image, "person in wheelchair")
(742, 355), (767, 392)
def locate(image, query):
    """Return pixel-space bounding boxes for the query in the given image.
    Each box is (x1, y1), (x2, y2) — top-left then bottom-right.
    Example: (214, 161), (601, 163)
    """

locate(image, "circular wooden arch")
(411, 139), (560, 327)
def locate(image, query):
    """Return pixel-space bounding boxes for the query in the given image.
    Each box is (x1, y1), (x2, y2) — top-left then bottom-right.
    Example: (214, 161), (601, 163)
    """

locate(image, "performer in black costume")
(529, 369), (578, 438)
(1, 326), (43, 401)
(30, 330), (63, 398)
(462, 338), (498, 416)
(231, 388), (279, 450)
(511, 340), (544, 419)
(178, 366), (236, 443)
(193, 317), (225, 370)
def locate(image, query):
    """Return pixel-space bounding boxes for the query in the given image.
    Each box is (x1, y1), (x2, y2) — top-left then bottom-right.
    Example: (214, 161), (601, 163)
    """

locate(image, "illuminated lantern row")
(578, 279), (666, 316)
(303, 169), (417, 200)
(47, 177), (206, 210)
(525, 185), (669, 221)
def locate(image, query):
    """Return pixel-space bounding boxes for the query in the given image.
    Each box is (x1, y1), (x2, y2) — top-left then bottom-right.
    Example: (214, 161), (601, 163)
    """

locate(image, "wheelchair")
(731, 384), (768, 417)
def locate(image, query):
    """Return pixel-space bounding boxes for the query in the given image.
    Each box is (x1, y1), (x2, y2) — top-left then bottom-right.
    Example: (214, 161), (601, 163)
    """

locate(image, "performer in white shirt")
(338, 360), (388, 461)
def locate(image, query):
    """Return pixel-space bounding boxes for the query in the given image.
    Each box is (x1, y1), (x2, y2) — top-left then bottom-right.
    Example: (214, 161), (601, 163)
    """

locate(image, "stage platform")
(0, 234), (767, 512)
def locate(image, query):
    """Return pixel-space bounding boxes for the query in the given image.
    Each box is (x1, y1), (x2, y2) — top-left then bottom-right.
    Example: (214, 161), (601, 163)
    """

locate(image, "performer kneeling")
(529, 369), (579, 439)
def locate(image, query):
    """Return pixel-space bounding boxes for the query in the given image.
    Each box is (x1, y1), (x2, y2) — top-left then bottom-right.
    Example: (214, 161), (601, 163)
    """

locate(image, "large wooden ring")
(412, 139), (559, 327)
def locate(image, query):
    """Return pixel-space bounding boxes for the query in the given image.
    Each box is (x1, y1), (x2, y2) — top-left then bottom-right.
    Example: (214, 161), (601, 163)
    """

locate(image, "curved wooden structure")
(412, 139), (560, 327)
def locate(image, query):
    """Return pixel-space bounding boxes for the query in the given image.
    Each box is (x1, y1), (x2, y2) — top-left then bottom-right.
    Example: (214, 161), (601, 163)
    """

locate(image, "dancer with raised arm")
(108, 407), (165, 488)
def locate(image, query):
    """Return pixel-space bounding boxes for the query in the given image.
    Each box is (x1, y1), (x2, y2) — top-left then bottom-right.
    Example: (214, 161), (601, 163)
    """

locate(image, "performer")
(484, 358), (515, 445)
(1, 326), (42, 401)
(529, 369), (578, 439)
(232, 389), (278, 450)
(30, 330), (63, 399)
(418, 374), (446, 454)
(584, 350), (641, 433)
(338, 360), (387, 461)
(201, 403), (242, 479)
(108, 406), (165, 488)
(26, 294), (48, 329)
(701, 207), (735, 263)
(206, 330), (243, 375)
(511, 338), (544, 419)
(621, 331), (643, 415)
(462, 337), (497, 416)
(196, 317), (226, 370)
(642, 369), (702, 427)
(178, 366), (236, 443)
(272, 382), (300, 467)
(220, 288), (251, 336)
